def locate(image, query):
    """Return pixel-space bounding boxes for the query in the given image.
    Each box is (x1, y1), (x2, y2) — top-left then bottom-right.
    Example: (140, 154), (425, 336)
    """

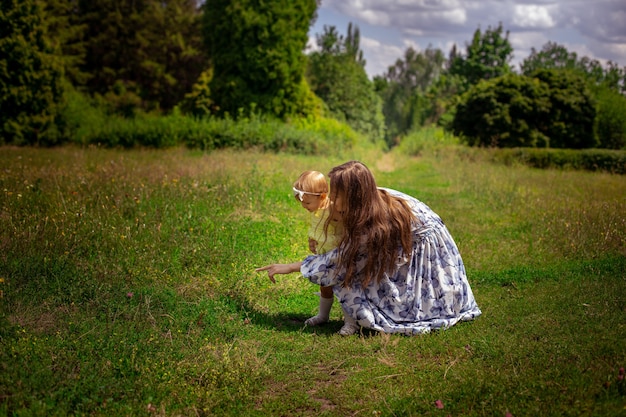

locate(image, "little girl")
(292, 171), (341, 327)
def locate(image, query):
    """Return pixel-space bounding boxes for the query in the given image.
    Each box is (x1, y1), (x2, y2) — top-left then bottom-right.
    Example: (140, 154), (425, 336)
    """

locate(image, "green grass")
(0, 143), (625, 416)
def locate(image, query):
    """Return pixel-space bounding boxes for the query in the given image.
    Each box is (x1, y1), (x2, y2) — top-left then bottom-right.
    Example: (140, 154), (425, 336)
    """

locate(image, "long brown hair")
(327, 161), (415, 288)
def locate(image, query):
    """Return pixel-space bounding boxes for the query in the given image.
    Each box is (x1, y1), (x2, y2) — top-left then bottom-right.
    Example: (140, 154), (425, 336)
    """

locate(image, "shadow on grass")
(231, 298), (381, 338)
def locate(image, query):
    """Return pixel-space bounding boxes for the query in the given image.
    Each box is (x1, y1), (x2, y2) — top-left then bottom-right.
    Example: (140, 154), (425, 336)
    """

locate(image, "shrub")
(453, 70), (597, 149)
(397, 127), (459, 157)
(452, 73), (551, 147)
(492, 147), (626, 174)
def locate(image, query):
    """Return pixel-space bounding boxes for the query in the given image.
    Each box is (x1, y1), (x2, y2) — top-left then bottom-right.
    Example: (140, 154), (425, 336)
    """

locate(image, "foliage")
(520, 41), (626, 94)
(42, 0), (89, 86)
(396, 126), (459, 157)
(0, 0), (65, 145)
(375, 46), (446, 145)
(0, 146), (624, 416)
(57, 102), (358, 154)
(55, 0), (207, 113)
(595, 85), (626, 149)
(530, 69), (597, 149)
(452, 73), (551, 147)
(487, 147), (626, 174)
(453, 70), (597, 149)
(179, 67), (215, 117)
(202, 0), (318, 119)
(448, 23), (513, 89)
(306, 24), (384, 143)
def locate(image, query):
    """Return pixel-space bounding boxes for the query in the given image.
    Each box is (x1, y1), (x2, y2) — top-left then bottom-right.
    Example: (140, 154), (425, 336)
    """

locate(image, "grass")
(0, 143), (625, 416)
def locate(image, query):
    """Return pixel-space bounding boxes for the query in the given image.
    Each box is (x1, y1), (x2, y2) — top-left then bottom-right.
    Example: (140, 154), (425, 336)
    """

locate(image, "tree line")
(1, 0), (625, 149)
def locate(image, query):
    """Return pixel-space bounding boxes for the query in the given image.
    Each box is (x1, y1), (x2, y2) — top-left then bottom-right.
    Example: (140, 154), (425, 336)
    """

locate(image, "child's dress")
(309, 209), (339, 255)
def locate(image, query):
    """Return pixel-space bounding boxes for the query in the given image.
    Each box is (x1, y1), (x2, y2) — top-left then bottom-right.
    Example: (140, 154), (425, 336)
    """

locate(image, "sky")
(308, 0), (626, 79)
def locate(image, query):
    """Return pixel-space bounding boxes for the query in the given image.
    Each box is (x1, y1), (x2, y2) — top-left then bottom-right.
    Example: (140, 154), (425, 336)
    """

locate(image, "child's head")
(293, 170), (329, 212)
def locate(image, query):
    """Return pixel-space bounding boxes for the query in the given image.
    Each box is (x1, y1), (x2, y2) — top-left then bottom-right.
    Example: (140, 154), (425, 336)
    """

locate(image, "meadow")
(0, 142), (625, 416)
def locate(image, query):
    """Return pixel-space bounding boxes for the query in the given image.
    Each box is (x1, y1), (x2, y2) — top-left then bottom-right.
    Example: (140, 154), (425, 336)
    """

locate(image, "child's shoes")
(305, 314), (329, 326)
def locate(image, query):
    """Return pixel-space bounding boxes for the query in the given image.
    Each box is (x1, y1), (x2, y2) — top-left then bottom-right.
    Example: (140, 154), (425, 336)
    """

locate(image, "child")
(292, 171), (341, 327)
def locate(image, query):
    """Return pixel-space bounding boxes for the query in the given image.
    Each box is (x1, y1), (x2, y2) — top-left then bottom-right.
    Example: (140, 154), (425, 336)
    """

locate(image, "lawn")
(0, 144), (624, 416)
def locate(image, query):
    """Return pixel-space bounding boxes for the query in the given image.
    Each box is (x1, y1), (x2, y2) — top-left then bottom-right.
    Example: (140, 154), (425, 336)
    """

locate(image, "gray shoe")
(338, 322), (359, 336)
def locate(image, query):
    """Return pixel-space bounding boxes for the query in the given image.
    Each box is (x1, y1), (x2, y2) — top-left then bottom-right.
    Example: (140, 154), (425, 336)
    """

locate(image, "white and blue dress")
(300, 188), (482, 335)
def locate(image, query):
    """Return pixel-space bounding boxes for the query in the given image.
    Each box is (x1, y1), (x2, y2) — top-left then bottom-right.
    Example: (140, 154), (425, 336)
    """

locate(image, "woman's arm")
(255, 261), (303, 283)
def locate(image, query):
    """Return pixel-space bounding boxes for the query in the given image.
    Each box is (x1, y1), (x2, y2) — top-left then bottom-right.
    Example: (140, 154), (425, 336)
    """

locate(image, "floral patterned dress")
(300, 188), (482, 335)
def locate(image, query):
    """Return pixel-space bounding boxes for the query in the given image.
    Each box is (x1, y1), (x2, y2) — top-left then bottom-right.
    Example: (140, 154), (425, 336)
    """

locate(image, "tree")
(595, 85), (626, 149)
(521, 41), (626, 94)
(453, 70), (597, 149)
(42, 0), (88, 87)
(452, 74), (551, 148)
(202, 0), (318, 119)
(530, 69), (596, 149)
(63, 0), (206, 114)
(376, 46), (445, 144)
(0, 0), (65, 145)
(448, 23), (513, 89)
(307, 24), (384, 141)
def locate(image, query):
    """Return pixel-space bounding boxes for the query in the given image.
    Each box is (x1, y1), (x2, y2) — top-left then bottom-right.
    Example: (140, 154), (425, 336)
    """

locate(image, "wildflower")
(435, 399), (444, 409)
(127, 292), (134, 298)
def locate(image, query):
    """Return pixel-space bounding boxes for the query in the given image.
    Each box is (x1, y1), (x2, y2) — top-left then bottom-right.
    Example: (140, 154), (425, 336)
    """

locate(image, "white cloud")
(513, 5), (556, 29)
(313, 0), (626, 77)
(361, 37), (405, 77)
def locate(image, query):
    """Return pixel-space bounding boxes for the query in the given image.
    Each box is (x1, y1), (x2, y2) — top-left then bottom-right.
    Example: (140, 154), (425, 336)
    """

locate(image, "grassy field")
(0, 143), (625, 416)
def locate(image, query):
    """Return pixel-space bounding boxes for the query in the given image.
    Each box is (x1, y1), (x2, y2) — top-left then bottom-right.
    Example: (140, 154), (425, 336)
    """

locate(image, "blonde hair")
(293, 171), (329, 204)
(326, 161), (415, 288)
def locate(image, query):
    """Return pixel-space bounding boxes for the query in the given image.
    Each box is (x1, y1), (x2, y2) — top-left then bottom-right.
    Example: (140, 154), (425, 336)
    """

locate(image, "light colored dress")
(309, 209), (339, 255)
(300, 188), (482, 335)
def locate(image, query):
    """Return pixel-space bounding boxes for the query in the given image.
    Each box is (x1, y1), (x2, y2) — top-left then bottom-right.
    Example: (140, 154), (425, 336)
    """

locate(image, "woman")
(256, 161), (481, 335)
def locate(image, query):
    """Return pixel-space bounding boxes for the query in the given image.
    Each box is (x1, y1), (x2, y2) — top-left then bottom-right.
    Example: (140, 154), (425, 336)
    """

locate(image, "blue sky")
(308, 0), (626, 78)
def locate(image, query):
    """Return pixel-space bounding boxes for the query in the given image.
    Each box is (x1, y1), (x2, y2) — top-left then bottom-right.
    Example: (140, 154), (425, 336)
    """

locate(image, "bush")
(492, 147), (626, 174)
(452, 73), (551, 147)
(453, 70), (597, 149)
(62, 106), (359, 155)
(397, 127), (459, 156)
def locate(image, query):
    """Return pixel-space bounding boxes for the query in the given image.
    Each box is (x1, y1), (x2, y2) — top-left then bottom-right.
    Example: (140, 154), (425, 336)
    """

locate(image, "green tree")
(68, 0), (206, 113)
(595, 85), (626, 149)
(42, 0), (88, 87)
(376, 46), (445, 144)
(453, 70), (597, 149)
(202, 0), (318, 119)
(307, 24), (384, 141)
(0, 0), (65, 145)
(452, 74), (551, 148)
(448, 23), (513, 89)
(521, 41), (626, 94)
(530, 69), (597, 149)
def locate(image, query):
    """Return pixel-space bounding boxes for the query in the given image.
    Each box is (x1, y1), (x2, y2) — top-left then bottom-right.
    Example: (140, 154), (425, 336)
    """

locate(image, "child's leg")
(305, 285), (334, 326)
(338, 307), (359, 336)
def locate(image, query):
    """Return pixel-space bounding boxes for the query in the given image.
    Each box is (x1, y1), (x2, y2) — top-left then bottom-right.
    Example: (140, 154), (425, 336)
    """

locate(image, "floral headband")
(292, 187), (323, 202)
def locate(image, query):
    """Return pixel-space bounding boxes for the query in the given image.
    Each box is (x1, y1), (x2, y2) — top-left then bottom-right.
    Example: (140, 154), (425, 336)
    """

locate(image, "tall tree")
(521, 41), (626, 94)
(307, 24), (384, 141)
(0, 0), (65, 145)
(376, 46), (445, 143)
(202, 0), (318, 119)
(448, 23), (513, 89)
(42, 0), (88, 87)
(69, 0), (206, 113)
